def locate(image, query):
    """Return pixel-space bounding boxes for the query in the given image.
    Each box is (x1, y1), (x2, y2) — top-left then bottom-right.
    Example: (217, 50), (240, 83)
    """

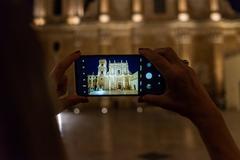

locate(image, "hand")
(139, 48), (219, 121)
(51, 50), (88, 113)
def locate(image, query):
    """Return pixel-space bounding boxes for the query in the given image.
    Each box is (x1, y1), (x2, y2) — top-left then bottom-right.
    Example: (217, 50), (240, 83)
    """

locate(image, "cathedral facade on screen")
(32, 0), (240, 109)
(88, 59), (138, 93)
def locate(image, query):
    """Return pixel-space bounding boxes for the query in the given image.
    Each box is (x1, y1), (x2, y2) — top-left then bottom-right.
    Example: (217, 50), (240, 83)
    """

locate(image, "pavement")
(58, 107), (240, 160)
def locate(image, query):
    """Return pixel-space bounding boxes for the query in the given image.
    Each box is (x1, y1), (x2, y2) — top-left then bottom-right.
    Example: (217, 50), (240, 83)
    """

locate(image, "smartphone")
(75, 55), (165, 96)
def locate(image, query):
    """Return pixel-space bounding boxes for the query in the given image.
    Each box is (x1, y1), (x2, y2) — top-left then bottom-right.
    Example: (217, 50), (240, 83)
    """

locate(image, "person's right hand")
(139, 48), (219, 121)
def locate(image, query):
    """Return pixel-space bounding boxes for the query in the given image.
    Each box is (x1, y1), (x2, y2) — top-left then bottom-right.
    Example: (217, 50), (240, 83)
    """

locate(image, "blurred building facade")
(33, 0), (240, 110)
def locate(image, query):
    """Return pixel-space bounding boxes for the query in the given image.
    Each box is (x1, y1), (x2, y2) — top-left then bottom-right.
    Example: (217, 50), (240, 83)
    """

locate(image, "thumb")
(60, 95), (89, 109)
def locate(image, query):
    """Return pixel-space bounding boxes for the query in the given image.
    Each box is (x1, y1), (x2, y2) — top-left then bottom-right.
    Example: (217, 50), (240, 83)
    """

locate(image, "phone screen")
(75, 55), (165, 96)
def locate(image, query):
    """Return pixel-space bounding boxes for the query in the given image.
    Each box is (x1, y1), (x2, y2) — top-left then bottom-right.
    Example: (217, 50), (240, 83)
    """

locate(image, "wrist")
(187, 102), (223, 128)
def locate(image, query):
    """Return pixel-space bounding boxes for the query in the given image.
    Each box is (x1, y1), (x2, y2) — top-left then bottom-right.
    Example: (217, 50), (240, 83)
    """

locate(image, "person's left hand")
(51, 50), (88, 113)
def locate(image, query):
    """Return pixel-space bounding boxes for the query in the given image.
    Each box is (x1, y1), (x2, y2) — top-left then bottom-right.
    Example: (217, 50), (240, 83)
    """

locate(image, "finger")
(53, 50), (81, 80)
(56, 75), (67, 96)
(60, 95), (89, 109)
(139, 48), (153, 54)
(154, 48), (181, 64)
(139, 48), (171, 76)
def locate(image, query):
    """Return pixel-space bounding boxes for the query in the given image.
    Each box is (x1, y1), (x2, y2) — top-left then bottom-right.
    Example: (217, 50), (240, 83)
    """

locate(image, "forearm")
(191, 106), (240, 160)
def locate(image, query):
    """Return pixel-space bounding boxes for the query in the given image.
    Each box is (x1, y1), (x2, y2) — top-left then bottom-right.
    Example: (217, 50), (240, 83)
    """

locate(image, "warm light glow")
(57, 113), (63, 136)
(132, 0), (142, 13)
(178, 12), (190, 22)
(137, 106), (143, 113)
(99, 14), (110, 23)
(132, 13), (143, 22)
(99, 0), (110, 13)
(210, 0), (219, 12)
(210, 12), (222, 22)
(77, 0), (84, 17)
(73, 107), (80, 114)
(67, 16), (80, 25)
(178, 0), (188, 12)
(101, 107), (108, 114)
(33, 17), (46, 26)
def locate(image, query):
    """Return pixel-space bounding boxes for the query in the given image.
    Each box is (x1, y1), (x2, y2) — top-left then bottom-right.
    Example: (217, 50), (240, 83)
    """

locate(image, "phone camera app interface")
(75, 55), (165, 96)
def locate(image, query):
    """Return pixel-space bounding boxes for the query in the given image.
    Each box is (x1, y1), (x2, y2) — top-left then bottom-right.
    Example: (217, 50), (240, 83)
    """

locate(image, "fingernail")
(138, 48), (145, 55)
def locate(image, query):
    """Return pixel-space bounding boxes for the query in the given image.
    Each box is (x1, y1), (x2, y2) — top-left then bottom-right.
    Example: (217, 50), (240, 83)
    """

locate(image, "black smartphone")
(75, 55), (165, 96)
